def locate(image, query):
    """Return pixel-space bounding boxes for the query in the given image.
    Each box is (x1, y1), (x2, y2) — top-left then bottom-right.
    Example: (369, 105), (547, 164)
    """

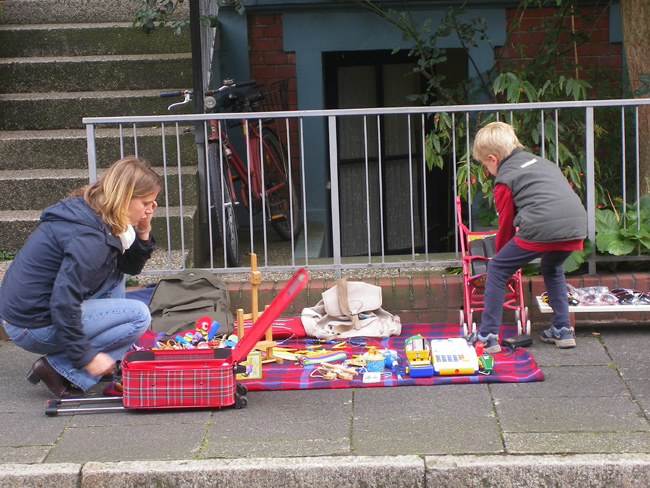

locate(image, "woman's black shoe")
(26, 357), (85, 399)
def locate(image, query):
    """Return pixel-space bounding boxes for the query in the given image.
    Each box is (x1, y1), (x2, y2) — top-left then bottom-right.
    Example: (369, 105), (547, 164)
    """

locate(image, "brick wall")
(497, 5), (622, 91)
(247, 14), (300, 176)
(228, 271), (650, 331)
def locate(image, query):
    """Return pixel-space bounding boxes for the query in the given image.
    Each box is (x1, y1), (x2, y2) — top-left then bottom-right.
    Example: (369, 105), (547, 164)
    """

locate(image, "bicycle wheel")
(261, 129), (303, 240)
(208, 142), (240, 267)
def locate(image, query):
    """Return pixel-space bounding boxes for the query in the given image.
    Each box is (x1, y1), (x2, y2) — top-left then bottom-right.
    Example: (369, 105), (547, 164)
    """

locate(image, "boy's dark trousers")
(480, 238), (573, 336)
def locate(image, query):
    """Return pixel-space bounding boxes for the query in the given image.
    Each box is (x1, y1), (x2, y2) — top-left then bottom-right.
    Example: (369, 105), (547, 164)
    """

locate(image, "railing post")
(86, 123), (97, 183)
(190, 0), (209, 228)
(328, 115), (342, 279)
(585, 107), (596, 274)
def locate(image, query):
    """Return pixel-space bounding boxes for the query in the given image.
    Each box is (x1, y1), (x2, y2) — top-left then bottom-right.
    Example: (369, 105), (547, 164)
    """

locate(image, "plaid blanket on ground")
(240, 323), (543, 390)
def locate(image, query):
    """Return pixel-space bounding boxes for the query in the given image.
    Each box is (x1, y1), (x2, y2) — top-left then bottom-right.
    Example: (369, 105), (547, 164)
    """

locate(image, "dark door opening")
(323, 49), (467, 256)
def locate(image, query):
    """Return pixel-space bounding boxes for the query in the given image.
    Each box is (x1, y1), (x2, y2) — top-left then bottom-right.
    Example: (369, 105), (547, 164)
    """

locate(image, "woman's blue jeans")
(3, 273), (150, 391)
(480, 238), (573, 336)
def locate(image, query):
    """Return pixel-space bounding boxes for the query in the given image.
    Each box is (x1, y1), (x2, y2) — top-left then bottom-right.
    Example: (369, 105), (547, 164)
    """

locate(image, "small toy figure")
(195, 316), (212, 340)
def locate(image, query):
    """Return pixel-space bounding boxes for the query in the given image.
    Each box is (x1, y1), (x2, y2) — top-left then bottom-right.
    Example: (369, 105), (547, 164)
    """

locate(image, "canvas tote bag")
(301, 279), (401, 340)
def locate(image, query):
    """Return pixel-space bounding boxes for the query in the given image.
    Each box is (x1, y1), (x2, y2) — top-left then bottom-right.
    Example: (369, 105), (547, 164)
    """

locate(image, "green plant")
(563, 196), (650, 272)
(563, 238), (594, 273)
(595, 195), (650, 256)
(0, 249), (15, 261)
(125, 275), (140, 287)
(633, 73), (650, 96)
(133, 0), (243, 35)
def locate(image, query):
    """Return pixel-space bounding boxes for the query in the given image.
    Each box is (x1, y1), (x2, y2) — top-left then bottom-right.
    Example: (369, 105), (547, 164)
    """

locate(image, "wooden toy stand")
(236, 254), (283, 364)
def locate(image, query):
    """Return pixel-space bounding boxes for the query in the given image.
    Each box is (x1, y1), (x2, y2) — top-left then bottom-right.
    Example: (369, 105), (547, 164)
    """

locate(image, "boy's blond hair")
(70, 156), (161, 236)
(472, 121), (523, 162)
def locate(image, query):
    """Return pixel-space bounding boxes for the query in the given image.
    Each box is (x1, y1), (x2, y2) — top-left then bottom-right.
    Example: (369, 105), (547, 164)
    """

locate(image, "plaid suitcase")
(45, 268), (309, 415)
(121, 348), (239, 409)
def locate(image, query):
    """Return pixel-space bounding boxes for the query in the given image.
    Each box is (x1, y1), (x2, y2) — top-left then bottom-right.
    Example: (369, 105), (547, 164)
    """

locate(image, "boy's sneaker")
(540, 326), (576, 348)
(466, 330), (501, 354)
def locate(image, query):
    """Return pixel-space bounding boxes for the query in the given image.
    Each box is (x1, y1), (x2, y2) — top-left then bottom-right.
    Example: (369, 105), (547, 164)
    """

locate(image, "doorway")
(323, 49), (466, 256)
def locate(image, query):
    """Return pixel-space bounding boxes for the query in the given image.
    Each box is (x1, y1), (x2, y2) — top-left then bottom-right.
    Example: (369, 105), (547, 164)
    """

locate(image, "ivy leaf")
(634, 85), (649, 97)
(637, 73), (650, 84)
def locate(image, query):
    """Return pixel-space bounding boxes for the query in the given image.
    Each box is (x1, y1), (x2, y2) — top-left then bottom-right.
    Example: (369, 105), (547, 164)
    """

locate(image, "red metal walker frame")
(455, 196), (530, 337)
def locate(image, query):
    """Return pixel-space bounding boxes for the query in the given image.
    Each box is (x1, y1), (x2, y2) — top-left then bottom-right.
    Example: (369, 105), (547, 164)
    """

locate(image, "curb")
(4, 454), (650, 488)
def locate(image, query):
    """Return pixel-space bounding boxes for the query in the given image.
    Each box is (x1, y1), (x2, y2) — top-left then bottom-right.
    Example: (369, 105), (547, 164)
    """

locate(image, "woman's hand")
(135, 199), (157, 241)
(85, 352), (115, 377)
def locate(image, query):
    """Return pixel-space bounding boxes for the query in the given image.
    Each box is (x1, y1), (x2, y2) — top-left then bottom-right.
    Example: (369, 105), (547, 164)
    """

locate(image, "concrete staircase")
(0, 1), (203, 265)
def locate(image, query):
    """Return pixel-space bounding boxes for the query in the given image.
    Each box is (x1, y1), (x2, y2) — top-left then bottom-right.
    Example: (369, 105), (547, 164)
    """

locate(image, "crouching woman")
(0, 156), (160, 398)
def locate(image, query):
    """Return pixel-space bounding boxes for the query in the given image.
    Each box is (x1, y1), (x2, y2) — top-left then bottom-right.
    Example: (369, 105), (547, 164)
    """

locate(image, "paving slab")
(525, 334), (612, 367)
(202, 389), (353, 458)
(0, 445), (50, 464)
(67, 404), (214, 427)
(0, 410), (69, 447)
(490, 365), (628, 399)
(600, 328), (650, 380)
(624, 377), (650, 417)
(352, 385), (503, 455)
(44, 422), (209, 464)
(503, 431), (650, 454)
(496, 394), (648, 432)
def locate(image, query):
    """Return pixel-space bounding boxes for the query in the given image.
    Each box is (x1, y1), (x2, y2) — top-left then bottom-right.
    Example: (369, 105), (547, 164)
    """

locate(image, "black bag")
(148, 269), (234, 334)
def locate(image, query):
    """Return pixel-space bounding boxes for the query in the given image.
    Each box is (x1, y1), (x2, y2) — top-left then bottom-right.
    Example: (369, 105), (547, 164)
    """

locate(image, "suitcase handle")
(123, 347), (231, 364)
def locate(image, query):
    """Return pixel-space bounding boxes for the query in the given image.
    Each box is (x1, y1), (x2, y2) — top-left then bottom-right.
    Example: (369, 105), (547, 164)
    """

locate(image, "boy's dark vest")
(495, 148), (587, 243)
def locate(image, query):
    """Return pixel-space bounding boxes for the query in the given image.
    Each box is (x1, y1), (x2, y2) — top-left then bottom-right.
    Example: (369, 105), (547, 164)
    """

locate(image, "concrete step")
(0, 90), (193, 131)
(0, 205), (199, 256)
(0, 23), (191, 57)
(0, 53), (193, 93)
(148, 205), (200, 256)
(0, 128), (197, 171)
(0, 0), (189, 25)
(0, 166), (199, 211)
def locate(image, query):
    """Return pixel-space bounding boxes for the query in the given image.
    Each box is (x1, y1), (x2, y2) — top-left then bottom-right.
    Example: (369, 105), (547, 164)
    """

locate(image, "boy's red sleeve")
(494, 183), (515, 252)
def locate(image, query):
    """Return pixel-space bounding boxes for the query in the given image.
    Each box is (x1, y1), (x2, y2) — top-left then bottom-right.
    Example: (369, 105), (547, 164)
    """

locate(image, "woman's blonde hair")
(71, 156), (161, 235)
(472, 121), (523, 162)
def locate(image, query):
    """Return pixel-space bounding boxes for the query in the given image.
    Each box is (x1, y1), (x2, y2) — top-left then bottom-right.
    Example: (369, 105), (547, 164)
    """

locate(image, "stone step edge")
(0, 0), (189, 25)
(0, 205), (198, 221)
(0, 127), (195, 140)
(0, 53), (192, 64)
(3, 454), (650, 488)
(0, 22), (138, 31)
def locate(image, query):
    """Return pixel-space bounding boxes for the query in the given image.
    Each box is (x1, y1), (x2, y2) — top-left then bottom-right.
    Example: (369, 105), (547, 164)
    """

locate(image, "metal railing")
(84, 98), (650, 278)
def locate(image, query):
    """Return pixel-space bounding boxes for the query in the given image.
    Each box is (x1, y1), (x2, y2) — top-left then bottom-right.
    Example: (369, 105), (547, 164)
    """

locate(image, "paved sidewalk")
(2, 321), (650, 487)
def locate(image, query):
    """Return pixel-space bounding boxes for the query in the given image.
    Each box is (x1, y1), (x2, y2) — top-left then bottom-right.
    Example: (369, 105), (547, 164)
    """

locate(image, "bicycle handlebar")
(160, 90), (184, 98)
(161, 79), (260, 111)
(234, 79), (257, 88)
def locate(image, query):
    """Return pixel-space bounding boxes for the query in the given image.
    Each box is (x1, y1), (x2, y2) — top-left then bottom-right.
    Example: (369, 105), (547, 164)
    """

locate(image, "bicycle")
(161, 78), (303, 267)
